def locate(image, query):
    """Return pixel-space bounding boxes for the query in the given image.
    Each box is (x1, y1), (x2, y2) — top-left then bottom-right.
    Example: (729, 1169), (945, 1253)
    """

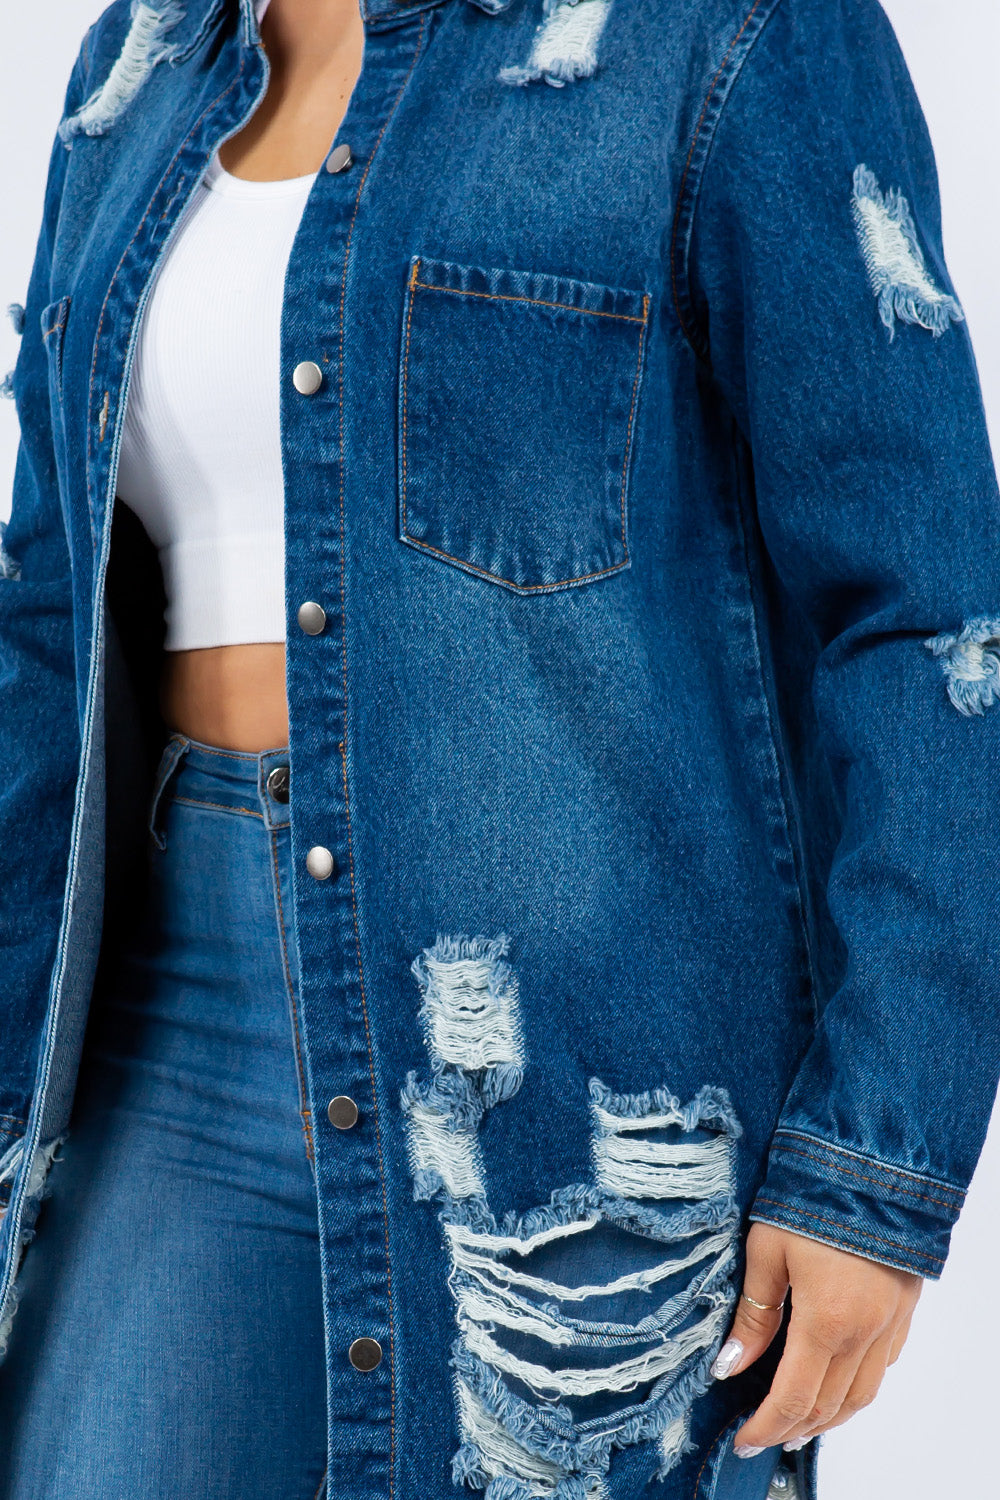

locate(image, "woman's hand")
(711, 1222), (923, 1455)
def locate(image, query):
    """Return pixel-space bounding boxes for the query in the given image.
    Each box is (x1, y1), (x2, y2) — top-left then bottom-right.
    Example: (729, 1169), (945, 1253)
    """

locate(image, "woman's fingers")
(709, 1222), (789, 1381)
(722, 1225), (923, 1456)
(731, 1304), (838, 1453)
(775, 1325), (897, 1450)
(803, 1327), (898, 1438)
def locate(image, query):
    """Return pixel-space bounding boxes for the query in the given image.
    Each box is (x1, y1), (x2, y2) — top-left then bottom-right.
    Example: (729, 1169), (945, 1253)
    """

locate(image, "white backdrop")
(1, 4), (997, 1495)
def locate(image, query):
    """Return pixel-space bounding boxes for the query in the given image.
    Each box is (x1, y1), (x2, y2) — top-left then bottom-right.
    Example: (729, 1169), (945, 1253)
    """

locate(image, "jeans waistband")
(148, 731), (292, 849)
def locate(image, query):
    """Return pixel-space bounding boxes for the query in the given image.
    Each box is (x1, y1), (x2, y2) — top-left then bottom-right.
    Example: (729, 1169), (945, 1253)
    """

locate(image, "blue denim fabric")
(0, 735), (328, 1497)
(0, 0), (998, 1495)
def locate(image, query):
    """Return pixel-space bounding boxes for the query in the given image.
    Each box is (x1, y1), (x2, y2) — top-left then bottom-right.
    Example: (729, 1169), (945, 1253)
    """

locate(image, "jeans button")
(328, 1095), (359, 1129)
(297, 601), (326, 635)
(348, 1337), (382, 1372)
(306, 846), (336, 880)
(266, 764), (290, 803)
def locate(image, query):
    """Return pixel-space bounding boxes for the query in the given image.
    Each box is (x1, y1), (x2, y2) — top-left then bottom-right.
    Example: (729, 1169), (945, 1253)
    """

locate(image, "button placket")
(273, 17), (431, 1480)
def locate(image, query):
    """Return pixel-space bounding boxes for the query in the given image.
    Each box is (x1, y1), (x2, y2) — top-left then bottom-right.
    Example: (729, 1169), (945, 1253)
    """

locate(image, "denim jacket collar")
(231, 0), (518, 43)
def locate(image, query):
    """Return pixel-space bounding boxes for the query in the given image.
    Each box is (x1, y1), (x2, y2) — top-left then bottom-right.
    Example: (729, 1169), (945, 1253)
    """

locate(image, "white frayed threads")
(591, 1098), (733, 1200)
(499, 0), (612, 88)
(447, 1218), (732, 1305)
(413, 935), (524, 1075)
(0, 1139), (24, 1184)
(457, 1378), (569, 1494)
(461, 1300), (730, 1400)
(452, 1232), (734, 1347)
(404, 1099), (485, 1199)
(851, 164), (963, 339)
(58, 1), (186, 143)
(655, 1412), (693, 1478)
(925, 616), (1000, 716)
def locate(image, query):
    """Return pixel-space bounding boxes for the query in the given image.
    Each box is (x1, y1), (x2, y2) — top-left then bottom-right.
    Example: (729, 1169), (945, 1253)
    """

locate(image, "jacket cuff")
(747, 1129), (966, 1279)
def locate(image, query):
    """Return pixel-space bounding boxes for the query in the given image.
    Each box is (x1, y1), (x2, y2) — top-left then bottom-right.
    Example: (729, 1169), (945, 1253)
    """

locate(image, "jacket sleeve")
(0, 35), (93, 1203)
(683, 0), (1000, 1279)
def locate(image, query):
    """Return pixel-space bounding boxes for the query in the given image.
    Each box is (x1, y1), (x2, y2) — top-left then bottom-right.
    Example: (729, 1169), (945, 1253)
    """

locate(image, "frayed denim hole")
(58, 1), (187, 143)
(498, 0), (613, 88)
(401, 938), (742, 1497)
(851, 163), (963, 339)
(924, 616), (1000, 716)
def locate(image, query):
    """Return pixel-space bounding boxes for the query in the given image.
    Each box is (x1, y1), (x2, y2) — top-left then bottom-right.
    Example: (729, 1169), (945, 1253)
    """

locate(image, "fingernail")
(709, 1338), (744, 1379)
(734, 1445), (765, 1459)
(783, 1437), (811, 1452)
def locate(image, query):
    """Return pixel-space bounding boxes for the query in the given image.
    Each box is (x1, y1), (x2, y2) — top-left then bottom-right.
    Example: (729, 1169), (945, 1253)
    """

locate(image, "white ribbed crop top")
(115, 136), (316, 651)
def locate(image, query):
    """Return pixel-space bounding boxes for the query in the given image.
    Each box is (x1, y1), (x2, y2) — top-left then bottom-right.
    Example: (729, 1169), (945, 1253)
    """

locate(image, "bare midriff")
(157, 0), (364, 752)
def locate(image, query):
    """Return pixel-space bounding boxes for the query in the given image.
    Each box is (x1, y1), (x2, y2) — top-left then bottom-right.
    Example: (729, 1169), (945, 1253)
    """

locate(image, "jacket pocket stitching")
(399, 262), (649, 593)
(410, 277), (649, 325)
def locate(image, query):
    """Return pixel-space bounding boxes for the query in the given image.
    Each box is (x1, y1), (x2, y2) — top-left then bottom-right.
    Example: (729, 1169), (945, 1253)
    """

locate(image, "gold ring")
(741, 1291), (786, 1311)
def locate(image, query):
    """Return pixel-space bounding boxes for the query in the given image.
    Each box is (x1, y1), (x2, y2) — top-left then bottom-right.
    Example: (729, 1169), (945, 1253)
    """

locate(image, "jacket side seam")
(669, 0), (787, 363)
(730, 426), (821, 1026)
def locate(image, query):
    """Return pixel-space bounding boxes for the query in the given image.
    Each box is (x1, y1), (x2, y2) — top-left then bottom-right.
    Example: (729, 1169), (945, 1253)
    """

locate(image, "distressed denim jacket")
(1, 0), (999, 1495)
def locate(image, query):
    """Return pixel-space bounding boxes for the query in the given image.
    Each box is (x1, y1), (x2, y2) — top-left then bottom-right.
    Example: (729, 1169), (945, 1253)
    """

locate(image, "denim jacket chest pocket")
(397, 256), (651, 594)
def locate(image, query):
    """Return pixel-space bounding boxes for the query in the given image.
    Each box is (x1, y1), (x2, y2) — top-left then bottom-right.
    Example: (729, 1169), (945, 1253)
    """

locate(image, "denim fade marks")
(401, 934), (743, 1500)
(851, 164), (963, 340)
(58, 1), (187, 144)
(924, 617), (1000, 715)
(499, 0), (613, 88)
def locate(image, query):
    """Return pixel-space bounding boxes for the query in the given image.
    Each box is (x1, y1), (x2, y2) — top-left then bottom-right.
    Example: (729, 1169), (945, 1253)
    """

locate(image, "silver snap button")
(328, 1095), (359, 1129)
(297, 601), (327, 635)
(266, 764), (290, 803)
(306, 845), (335, 880)
(325, 142), (353, 174)
(348, 1336), (382, 1372)
(292, 360), (324, 395)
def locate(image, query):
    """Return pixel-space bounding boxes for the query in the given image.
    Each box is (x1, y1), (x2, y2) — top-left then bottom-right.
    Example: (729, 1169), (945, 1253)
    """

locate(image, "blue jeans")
(0, 734), (328, 1499)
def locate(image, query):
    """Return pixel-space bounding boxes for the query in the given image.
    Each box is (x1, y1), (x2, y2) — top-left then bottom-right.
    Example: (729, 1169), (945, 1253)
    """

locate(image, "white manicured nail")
(710, 1338), (744, 1379)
